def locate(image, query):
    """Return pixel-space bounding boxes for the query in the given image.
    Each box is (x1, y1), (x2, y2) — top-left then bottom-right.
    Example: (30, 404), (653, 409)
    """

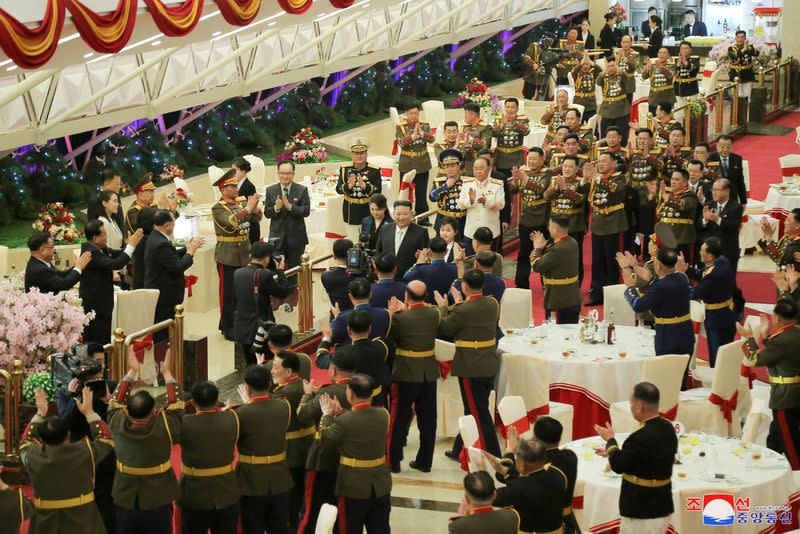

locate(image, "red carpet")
(733, 112), (800, 201)
(737, 271), (778, 304)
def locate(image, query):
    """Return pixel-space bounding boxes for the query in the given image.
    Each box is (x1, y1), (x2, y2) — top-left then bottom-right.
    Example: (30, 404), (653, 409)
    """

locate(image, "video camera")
(346, 233), (376, 280)
(50, 344), (107, 397)
(536, 34), (575, 100)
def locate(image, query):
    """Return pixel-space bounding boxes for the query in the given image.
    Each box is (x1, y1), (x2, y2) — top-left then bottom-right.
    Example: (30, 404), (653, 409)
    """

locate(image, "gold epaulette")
(398, 120), (408, 126)
(580, 125), (592, 131)
(477, 120), (487, 126)
(340, 162), (353, 169)
(462, 177), (475, 182)
(690, 55), (700, 59)
(367, 164), (380, 170)
(612, 171), (623, 177)
(489, 178), (504, 185)
(578, 154), (589, 160)
(235, 195), (246, 202)
(650, 149), (662, 155)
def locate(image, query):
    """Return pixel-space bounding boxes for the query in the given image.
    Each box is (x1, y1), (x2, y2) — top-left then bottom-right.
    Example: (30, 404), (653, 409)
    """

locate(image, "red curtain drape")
(143, 0), (205, 37)
(0, 0), (65, 69)
(328, 0), (354, 8)
(277, 0), (313, 15)
(65, 0), (138, 54)
(214, 0), (261, 25)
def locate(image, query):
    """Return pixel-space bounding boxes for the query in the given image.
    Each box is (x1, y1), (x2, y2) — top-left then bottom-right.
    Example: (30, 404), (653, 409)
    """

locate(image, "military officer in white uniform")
(457, 155), (505, 253)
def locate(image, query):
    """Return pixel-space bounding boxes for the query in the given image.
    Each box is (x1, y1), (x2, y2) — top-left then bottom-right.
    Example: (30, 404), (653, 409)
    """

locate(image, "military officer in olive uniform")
(642, 47), (676, 116)
(108, 350), (182, 534)
(492, 97), (530, 174)
(336, 137), (383, 233)
(739, 299), (800, 469)
(652, 103), (681, 149)
(541, 90), (573, 144)
(386, 280), (442, 473)
(627, 128), (663, 256)
(430, 149), (468, 235)
(545, 155), (590, 284)
(674, 41), (701, 104)
(235, 364), (293, 534)
(180, 381), (241, 534)
(434, 269), (502, 460)
(213, 169), (263, 339)
(657, 168), (699, 264)
(556, 29), (584, 84)
(532, 216), (582, 323)
(585, 154), (629, 306)
(660, 127), (693, 183)
(296, 351), (355, 534)
(21, 387), (114, 534)
(547, 134), (590, 171)
(318, 374), (392, 534)
(522, 40), (543, 100)
(449, 472), (520, 534)
(564, 108), (595, 154)
(758, 209), (800, 270)
(509, 147), (551, 289)
(595, 382), (678, 533)
(461, 102), (494, 177)
(271, 351), (316, 529)
(434, 121), (464, 177)
(396, 102), (435, 221)
(728, 30), (760, 97)
(597, 57), (632, 144)
(616, 36), (641, 105)
(572, 55), (603, 124)
(0, 470), (34, 534)
(125, 173), (156, 236)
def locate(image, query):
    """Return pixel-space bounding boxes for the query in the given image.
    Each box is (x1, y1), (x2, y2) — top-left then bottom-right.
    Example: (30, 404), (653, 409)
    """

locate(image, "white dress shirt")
(457, 177), (505, 239)
(394, 226), (407, 255)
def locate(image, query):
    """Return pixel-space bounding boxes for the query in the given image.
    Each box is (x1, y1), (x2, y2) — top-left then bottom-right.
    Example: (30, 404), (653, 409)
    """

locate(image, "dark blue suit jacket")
(317, 303), (391, 369)
(321, 266), (353, 316)
(403, 259), (458, 304)
(625, 271), (695, 356)
(689, 256), (736, 329)
(370, 278), (406, 308)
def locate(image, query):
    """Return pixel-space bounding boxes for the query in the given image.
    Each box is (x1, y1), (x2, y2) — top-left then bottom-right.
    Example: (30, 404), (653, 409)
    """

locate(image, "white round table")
(523, 125), (548, 149)
(765, 185), (800, 236)
(567, 433), (799, 533)
(497, 324), (656, 438)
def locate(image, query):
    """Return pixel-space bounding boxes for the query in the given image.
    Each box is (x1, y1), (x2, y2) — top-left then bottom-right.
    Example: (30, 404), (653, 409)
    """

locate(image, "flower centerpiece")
(688, 98), (708, 118)
(169, 187), (193, 210)
(0, 284), (94, 375)
(31, 202), (81, 244)
(608, 3), (627, 29)
(451, 78), (498, 109)
(708, 37), (776, 75)
(276, 127), (329, 164)
(159, 163), (184, 185)
(119, 180), (132, 198)
(23, 372), (58, 402)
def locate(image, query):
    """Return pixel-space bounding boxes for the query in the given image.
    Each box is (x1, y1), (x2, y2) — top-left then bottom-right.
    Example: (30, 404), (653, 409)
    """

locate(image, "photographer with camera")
(346, 232), (377, 282)
(53, 343), (117, 534)
(233, 241), (291, 367)
(322, 239), (355, 319)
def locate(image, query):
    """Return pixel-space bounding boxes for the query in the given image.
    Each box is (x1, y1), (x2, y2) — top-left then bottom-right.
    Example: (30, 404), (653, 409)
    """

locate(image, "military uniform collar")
(351, 402), (371, 411)
(377, 278), (395, 284)
(466, 292), (484, 301)
(249, 394), (271, 403)
(769, 323), (797, 340)
(408, 302), (426, 310)
(335, 377), (350, 384)
(352, 337), (370, 344)
(274, 375), (300, 391)
(134, 200), (150, 209)
(195, 407), (220, 414)
(468, 505), (496, 515)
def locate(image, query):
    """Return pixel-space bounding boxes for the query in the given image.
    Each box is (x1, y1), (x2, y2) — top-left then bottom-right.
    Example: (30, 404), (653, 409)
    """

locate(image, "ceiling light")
(151, 41), (162, 46)
(200, 10), (221, 21)
(268, 21), (277, 27)
(120, 33), (165, 53)
(58, 33), (80, 45)
(316, 0), (370, 21)
(83, 52), (94, 59)
(7, 65), (17, 71)
(212, 31), (222, 36)
(212, 11), (285, 41)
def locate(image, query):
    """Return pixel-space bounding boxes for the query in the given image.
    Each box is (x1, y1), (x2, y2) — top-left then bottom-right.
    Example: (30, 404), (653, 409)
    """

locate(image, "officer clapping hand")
(128, 228), (144, 247)
(450, 286), (464, 304)
(125, 345), (141, 381)
(532, 231), (548, 250)
(303, 379), (319, 395)
(246, 194), (261, 214)
(787, 264), (799, 291)
(433, 290), (449, 307)
(760, 217), (776, 240)
(773, 270), (790, 292)
(675, 252), (688, 273)
(319, 393), (344, 417)
(321, 322), (333, 340)
(186, 235), (205, 255)
(75, 387), (98, 418)
(387, 296), (406, 314)
(621, 265), (637, 287)
(34, 387), (49, 418)
(330, 302), (341, 318)
(160, 347), (175, 383)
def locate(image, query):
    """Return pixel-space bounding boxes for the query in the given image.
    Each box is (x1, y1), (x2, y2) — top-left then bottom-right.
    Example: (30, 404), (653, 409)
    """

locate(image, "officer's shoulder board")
(612, 171), (623, 177)
(420, 121), (430, 127)
(462, 177), (475, 182)
(489, 178), (504, 185)
(516, 114), (527, 119)
(630, 50), (640, 56)
(577, 154), (589, 160)
(367, 164), (380, 170)
(477, 120), (488, 126)
(580, 125), (592, 131)
(703, 265), (715, 277)
(235, 195), (246, 202)
(340, 162), (353, 169)
(398, 121), (408, 127)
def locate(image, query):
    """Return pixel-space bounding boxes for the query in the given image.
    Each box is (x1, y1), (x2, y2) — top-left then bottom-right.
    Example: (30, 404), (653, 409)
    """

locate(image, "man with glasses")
(264, 160), (311, 272)
(25, 232), (92, 293)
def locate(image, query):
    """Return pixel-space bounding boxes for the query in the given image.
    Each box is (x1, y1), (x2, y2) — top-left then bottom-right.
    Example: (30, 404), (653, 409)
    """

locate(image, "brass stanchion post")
(112, 328), (126, 382)
(11, 360), (22, 455)
(683, 97), (692, 145)
(732, 78), (740, 127)
(297, 253), (313, 334)
(0, 369), (11, 456)
(772, 60), (780, 109)
(715, 91), (723, 135)
(173, 305), (185, 388)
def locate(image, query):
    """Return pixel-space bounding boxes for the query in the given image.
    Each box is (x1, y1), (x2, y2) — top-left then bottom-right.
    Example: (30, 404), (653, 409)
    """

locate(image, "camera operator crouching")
(53, 342), (118, 534)
(233, 240), (291, 367)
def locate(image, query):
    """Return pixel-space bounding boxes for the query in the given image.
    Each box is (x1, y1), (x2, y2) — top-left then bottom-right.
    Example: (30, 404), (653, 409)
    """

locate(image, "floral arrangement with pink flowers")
(708, 37), (776, 74)
(31, 202), (81, 244)
(608, 3), (627, 27)
(0, 284), (94, 374)
(451, 78), (498, 108)
(276, 127), (329, 164)
(169, 187), (193, 209)
(159, 163), (185, 185)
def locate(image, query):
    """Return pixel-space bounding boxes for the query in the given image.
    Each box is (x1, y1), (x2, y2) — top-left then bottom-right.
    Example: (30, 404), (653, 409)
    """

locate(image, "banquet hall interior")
(3, 0), (800, 533)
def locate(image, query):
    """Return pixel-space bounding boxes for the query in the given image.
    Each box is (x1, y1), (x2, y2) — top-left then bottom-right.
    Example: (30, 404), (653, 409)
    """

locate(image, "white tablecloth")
(523, 125), (548, 149)
(497, 324), (656, 408)
(568, 433), (799, 533)
(741, 214), (779, 251)
(765, 186), (800, 219)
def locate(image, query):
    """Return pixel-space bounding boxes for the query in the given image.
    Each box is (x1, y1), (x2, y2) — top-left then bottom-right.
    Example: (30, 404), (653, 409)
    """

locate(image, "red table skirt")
(550, 384), (612, 439)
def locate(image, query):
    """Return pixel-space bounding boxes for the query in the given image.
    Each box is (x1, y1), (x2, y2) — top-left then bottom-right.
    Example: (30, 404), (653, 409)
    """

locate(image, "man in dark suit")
(144, 210), (204, 342)
(403, 237), (457, 303)
(233, 241), (291, 367)
(80, 220), (143, 343)
(263, 160), (311, 277)
(647, 15), (664, 59)
(87, 169), (124, 234)
(708, 135), (748, 206)
(327, 277), (391, 348)
(25, 232), (91, 293)
(321, 239), (354, 316)
(641, 7), (657, 39)
(370, 251), (406, 308)
(232, 156), (261, 244)
(683, 9), (708, 37)
(131, 205), (157, 289)
(375, 200), (430, 281)
(698, 178), (743, 273)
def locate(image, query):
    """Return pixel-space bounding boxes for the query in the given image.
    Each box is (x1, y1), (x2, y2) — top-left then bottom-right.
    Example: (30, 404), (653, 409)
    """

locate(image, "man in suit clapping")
(263, 161), (311, 278)
(375, 200), (430, 281)
(25, 232), (91, 294)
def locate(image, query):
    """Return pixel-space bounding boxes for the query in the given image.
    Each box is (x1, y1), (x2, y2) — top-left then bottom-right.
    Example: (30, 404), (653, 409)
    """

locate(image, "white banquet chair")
(435, 339), (461, 437)
(602, 284), (635, 326)
(609, 354), (689, 433)
(242, 154), (266, 189)
(779, 154), (800, 183)
(458, 415), (483, 472)
(498, 288), (532, 331)
(497, 396), (534, 440)
(115, 289), (160, 384)
(502, 353), (573, 442)
(742, 399), (772, 446)
(389, 106), (401, 127)
(315, 503), (338, 534)
(208, 165), (225, 202)
(422, 100), (445, 137)
(678, 340), (744, 437)
(323, 196), (348, 240)
(397, 170), (417, 203)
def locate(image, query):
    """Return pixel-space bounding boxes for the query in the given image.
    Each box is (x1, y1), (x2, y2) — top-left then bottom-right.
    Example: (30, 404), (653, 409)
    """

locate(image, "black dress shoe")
(583, 299), (603, 307)
(390, 463), (401, 474)
(443, 450), (460, 462)
(409, 461), (431, 473)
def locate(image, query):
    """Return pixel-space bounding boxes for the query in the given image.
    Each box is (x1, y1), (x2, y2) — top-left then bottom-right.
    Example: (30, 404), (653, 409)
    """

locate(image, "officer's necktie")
(721, 158), (729, 177)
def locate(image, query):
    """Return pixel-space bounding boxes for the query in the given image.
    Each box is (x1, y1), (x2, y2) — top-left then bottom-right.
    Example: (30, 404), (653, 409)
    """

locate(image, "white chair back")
(642, 354), (689, 416)
(435, 339), (455, 362)
(389, 107), (401, 127)
(637, 101), (649, 127)
(497, 396), (533, 439)
(398, 170), (417, 202)
(602, 284), (635, 326)
(115, 289), (160, 335)
(498, 288), (533, 331)
(208, 165), (225, 201)
(742, 160), (750, 194)
(242, 155), (266, 189)
(367, 155), (396, 181)
(570, 102), (585, 118)
(458, 415), (481, 471)
(779, 154), (800, 183)
(711, 341), (746, 400)
(422, 100), (445, 136)
(323, 196), (348, 239)
(504, 353), (549, 411)
(701, 68), (723, 96)
(587, 114), (598, 136)
(0, 245), (7, 276)
(742, 410), (769, 444)
(315, 503), (338, 534)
